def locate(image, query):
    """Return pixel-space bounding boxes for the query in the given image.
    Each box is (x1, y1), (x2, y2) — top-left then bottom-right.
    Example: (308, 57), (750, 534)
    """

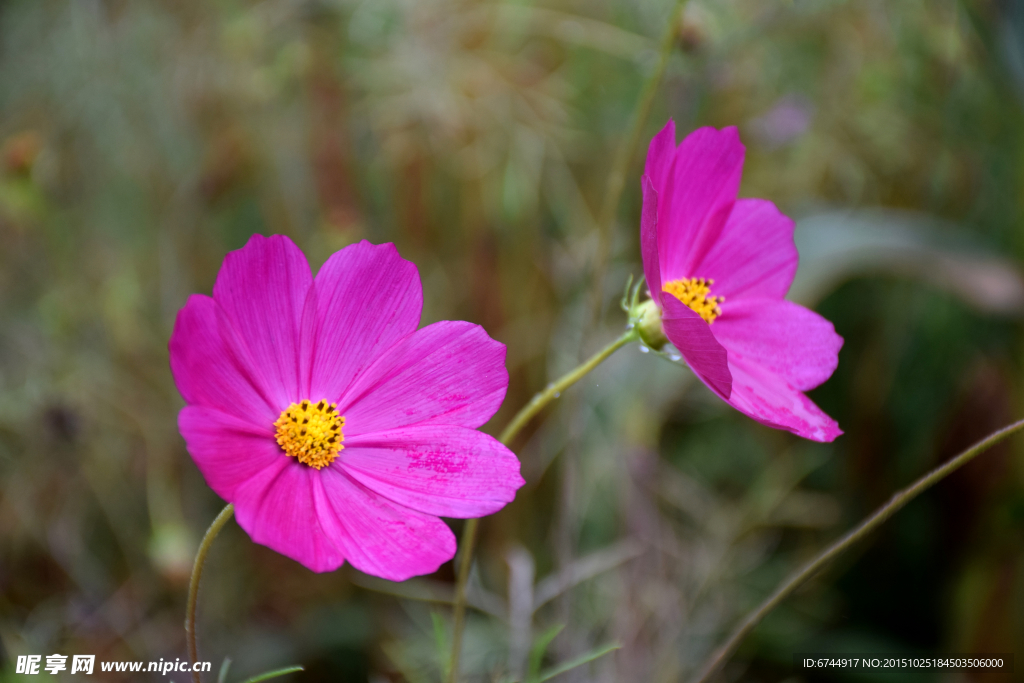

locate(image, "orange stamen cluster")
(662, 277), (724, 323)
(274, 399), (344, 469)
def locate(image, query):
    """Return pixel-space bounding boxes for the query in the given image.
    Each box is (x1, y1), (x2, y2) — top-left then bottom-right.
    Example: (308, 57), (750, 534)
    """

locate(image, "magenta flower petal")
(213, 234), (312, 406)
(303, 241), (422, 403)
(340, 425), (525, 517)
(338, 321), (507, 434)
(643, 120), (677, 198)
(178, 406), (278, 500)
(169, 294), (278, 426)
(657, 126), (744, 282)
(640, 175), (662, 299)
(691, 199), (798, 301)
(314, 468), (457, 580)
(662, 296), (732, 398)
(714, 298), (843, 392)
(233, 458), (347, 573)
(724, 356), (843, 442)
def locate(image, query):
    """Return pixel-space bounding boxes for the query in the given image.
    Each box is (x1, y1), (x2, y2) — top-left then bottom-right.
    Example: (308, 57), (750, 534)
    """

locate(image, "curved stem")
(186, 504), (235, 683)
(445, 329), (639, 683)
(498, 330), (637, 445)
(691, 418), (1024, 683)
(589, 0), (690, 323)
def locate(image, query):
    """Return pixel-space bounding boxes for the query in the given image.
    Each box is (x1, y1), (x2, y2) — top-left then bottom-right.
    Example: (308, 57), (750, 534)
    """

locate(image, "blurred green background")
(2, 0), (1024, 681)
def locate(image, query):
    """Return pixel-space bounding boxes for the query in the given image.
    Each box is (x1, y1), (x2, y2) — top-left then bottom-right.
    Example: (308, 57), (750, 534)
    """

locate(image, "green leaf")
(217, 658), (232, 683)
(536, 643), (620, 682)
(431, 611), (449, 679)
(238, 665), (304, 683)
(527, 624), (565, 679)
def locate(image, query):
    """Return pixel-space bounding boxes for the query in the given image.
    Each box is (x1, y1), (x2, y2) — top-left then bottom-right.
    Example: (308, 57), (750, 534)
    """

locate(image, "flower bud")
(633, 299), (668, 350)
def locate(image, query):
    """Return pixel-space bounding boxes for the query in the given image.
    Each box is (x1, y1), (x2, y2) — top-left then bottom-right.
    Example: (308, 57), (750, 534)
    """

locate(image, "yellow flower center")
(273, 399), (345, 470)
(662, 277), (724, 323)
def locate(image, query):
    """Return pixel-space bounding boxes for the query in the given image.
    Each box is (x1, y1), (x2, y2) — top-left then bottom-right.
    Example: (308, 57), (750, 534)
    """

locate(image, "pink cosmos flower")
(639, 120), (843, 442)
(169, 235), (524, 579)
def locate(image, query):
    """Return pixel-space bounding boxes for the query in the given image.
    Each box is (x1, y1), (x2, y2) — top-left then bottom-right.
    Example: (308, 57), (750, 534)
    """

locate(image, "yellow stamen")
(273, 399), (344, 470)
(662, 277), (724, 323)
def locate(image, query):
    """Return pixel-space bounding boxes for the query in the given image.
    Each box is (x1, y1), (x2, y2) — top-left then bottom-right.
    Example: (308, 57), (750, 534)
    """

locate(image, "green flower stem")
(692, 418), (1024, 683)
(589, 0), (690, 321)
(498, 330), (638, 445)
(445, 516), (479, 683)
(186, 503), (235, 683)
(445, 328), (639, 683)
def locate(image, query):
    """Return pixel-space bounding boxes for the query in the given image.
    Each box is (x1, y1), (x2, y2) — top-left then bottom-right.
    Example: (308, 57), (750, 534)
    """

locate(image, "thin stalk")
(186, 504), (235, 683)
(498, 330), (637, 445)
(691, 418), (1024, 683)
(446, 517), (479, 683)
(589, 0), (689, 323)
(445, 329), (639, 683)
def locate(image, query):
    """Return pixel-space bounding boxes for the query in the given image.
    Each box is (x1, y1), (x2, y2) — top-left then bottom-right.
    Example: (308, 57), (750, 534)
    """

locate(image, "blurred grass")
(2, 0), (1024, 681)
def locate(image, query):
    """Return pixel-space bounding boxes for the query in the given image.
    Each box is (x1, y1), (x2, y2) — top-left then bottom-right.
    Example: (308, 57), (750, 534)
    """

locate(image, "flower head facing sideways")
(170, 235), (525, 579)
(638, 120), (843, 442)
